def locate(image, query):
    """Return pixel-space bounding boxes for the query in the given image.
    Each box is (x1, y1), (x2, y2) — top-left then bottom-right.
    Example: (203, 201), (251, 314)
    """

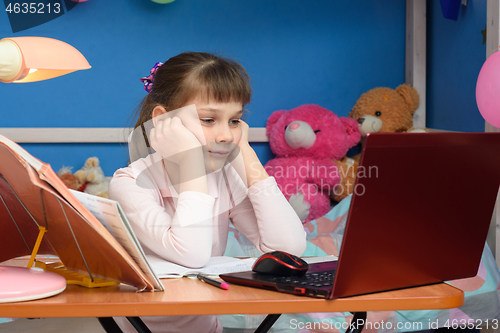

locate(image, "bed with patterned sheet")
(221, 195), (500, 332)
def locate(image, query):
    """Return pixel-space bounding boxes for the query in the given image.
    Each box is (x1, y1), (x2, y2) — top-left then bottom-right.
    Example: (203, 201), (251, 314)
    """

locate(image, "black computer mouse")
(252, 251), (308, 276)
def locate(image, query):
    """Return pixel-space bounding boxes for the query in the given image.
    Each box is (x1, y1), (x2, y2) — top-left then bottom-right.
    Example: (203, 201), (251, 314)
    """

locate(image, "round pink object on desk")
(0, 266), (66, 303)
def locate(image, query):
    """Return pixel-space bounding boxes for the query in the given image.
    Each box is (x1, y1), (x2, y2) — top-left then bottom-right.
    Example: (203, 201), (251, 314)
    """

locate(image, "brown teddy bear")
(349, 84), (425, 137)
(329, 84), (426, 202)
(348, 84), (426, 162)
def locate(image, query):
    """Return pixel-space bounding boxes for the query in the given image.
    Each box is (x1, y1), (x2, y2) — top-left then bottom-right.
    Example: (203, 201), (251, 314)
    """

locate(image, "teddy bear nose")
(358, 117), (365, 124)
(289, 122), (300, 130)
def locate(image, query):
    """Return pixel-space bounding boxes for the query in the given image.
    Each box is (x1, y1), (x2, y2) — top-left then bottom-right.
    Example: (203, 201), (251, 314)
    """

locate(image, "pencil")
(197, 274), (229, 290)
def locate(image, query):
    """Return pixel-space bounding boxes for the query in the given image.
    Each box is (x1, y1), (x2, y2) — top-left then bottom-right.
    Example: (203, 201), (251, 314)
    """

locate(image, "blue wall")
(427, 0), (487, 132)
(1, 0), (407, 175)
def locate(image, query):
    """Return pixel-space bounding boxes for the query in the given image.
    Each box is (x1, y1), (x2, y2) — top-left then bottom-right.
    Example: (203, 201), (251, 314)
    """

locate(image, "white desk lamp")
(0, 36), (91, 83)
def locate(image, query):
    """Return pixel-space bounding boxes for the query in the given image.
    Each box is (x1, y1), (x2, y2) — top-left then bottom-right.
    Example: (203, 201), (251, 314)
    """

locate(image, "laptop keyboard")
(262, 271), (335, 288)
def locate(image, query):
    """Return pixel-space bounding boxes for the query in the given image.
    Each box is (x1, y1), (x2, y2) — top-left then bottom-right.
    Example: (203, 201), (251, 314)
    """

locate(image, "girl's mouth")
(209, 150), (230, 158)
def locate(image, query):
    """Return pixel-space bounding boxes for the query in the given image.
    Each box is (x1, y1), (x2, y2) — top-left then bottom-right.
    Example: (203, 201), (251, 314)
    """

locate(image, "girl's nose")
(215, 125), (234, 143)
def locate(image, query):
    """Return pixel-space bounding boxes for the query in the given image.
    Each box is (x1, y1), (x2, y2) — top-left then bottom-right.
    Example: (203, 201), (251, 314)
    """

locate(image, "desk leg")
(97, 317), (123, 333)
(126, 317), (153, 333)
(346, 312), (367, 333)
(254, 314), (281, 333)
(97, 317), (152, 333)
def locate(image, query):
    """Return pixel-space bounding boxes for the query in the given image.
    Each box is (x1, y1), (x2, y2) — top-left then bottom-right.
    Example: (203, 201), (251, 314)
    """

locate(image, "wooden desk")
(0, 278), (463, 318)
(0, 258), (465, 333)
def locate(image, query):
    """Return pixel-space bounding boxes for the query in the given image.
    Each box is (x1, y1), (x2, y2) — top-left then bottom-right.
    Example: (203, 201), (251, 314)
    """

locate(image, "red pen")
(197, 274), (229, 290)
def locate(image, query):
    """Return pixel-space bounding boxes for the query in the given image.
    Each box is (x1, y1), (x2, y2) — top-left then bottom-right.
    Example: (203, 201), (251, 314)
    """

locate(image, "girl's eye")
(200, 118), (214, 124)
(230, 119), (241, 126)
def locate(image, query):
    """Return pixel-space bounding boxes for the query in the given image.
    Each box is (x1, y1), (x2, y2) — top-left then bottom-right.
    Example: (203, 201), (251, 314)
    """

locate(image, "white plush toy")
(74, 157), (109, 198)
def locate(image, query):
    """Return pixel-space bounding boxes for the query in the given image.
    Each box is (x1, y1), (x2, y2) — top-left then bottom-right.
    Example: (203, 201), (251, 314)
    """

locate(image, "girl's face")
(185, 95), (243, 171)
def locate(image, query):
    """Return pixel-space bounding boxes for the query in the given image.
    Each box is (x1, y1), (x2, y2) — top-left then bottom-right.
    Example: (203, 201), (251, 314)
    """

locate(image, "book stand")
(0, 174), (119, 304)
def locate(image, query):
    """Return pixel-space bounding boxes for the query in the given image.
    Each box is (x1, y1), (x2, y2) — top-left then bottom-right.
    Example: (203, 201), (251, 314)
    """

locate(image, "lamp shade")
(0, 37), (91, 83)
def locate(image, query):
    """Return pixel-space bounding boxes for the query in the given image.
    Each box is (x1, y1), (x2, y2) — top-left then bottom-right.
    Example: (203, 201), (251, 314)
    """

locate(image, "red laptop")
(220, 132), (500, 299)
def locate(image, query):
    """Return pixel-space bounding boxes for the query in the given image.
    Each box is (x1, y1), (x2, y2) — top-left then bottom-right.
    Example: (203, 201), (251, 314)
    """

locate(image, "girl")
(109, 52), (307, 333)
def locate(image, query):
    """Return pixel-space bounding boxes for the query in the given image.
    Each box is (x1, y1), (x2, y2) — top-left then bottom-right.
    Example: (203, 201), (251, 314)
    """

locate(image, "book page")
(146, 254), (256, 278)
(70, 190), (164, 291)
(0, 135), (43, 171)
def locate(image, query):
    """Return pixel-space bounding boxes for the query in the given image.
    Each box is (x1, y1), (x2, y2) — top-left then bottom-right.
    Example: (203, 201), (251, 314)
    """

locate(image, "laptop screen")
(331, 132), (500, 298)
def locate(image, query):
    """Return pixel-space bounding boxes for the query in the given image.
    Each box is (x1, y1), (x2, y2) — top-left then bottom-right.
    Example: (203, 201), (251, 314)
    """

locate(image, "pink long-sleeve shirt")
(108, 153), (306, 333)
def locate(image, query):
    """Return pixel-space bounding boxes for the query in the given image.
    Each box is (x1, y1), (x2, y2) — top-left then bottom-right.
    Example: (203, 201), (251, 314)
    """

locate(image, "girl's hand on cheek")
(150, 117), (203, 165)
(238, 120), (250, 148)
(229, 119), (269, 187)
(228, 119), (251, 165)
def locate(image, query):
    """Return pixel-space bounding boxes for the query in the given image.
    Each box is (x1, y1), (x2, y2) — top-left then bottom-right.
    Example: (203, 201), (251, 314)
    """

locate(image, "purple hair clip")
(140, 62), (164, 93)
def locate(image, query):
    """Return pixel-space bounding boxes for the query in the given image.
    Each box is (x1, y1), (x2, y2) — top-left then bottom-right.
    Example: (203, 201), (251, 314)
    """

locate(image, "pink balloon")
(476, 51), (500, 128)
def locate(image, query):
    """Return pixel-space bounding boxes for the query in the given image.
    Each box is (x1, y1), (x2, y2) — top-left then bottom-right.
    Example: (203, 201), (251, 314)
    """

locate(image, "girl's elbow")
(287, 237), (307, 257)
(181, 254), (211, 268)
(281, 227), (307, 256)
(176, 246), (212, 268)
(271, 237), (307, 257)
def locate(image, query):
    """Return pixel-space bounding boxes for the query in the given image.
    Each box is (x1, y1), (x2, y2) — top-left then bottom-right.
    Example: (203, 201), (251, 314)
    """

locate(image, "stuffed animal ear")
(85, 157), (100, 169)
(266, 110), (286, 136)
(396, 84), (420, 115)
(340, 117), (362, 148)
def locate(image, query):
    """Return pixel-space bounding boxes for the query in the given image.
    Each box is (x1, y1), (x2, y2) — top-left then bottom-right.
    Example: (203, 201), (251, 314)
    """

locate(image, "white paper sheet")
(146, 254), (256, 278)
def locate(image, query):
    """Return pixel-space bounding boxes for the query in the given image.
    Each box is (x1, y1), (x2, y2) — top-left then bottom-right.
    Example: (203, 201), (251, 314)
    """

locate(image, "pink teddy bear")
(264, 104), (361, 223)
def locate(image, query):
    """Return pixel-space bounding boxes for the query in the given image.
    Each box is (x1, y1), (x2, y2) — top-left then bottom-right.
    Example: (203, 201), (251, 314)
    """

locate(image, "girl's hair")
(134, 52), (252, 130)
